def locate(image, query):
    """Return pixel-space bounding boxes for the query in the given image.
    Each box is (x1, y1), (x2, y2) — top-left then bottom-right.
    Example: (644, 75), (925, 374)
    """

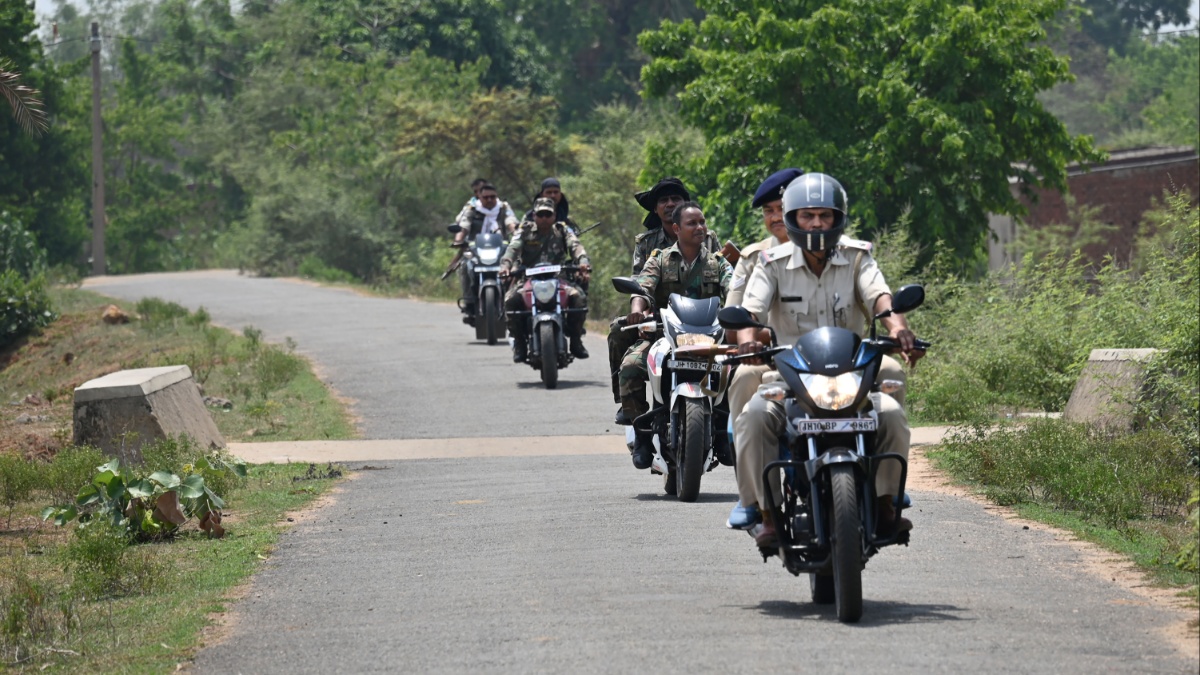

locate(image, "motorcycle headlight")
(676, 333), (716, 347)
(477, 248), (500, 265)
(532, 279), (557, 304)
(800, 372), (863, 411)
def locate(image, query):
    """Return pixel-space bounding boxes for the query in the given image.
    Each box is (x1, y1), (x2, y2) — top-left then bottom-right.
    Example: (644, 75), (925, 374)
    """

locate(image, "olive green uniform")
(608, 227), (723, 403)
(502, 221), (590, 337)
(618, 243), (732, 420)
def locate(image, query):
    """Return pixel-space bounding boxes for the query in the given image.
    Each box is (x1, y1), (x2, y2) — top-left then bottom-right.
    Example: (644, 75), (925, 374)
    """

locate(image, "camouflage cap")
(533, 197), (556, 214)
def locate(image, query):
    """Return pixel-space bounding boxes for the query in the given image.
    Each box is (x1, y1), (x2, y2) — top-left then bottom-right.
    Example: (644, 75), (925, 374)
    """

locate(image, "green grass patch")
(1, 460), (342, 671)
(928, 418), (1199, 596)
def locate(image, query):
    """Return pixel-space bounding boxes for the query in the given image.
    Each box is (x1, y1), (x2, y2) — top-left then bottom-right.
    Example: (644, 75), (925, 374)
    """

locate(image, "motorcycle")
(508, 263), (584, 389)
(446, 224), (508, 345)
(612, 277), (734, 502)
(717, 284), (929, 622)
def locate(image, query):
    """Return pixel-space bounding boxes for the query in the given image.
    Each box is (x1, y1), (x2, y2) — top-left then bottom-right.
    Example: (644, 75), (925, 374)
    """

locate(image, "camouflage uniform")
(617, 243), (732, 420)
(607, 227), (723, 403)
(502, 221), (590, 337)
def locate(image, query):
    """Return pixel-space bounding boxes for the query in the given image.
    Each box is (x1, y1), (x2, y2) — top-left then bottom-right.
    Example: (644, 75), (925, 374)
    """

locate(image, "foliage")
(939, 419), (1194, 524)
(42, 453), (245, 542)
(640, 0), (1101, 267)
(42, 445), (108, 506)
(64, 516), (171, 598)
(0, 56), (47, 135)
(0, 269), (55, 350)
(906, 194), (1199, 426)
(0, 453), (39, 524)
(1076, 0), (1192, 53)
(1177, 489), (1199, 573)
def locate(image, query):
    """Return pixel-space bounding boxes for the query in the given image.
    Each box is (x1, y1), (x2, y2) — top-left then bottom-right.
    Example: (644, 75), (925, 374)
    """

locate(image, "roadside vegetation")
(875, 194), (1199, 596)
(0, 285), (354, 669)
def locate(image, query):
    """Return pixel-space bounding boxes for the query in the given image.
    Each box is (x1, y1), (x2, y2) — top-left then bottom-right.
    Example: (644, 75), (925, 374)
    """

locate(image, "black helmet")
(782, 173), (848, 253)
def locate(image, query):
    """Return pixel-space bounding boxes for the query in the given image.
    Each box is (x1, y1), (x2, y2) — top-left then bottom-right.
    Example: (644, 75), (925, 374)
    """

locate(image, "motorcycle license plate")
(666, 359), (720, 372)
(792, 418), (877, 434)
(474, 265), (500, 272)
(526, 264), (561, 276)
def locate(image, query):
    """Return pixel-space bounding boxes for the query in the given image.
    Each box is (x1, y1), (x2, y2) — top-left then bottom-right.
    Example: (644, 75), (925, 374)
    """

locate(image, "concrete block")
(74, 365), (225, 464)
(1063, 349), (1159, 428)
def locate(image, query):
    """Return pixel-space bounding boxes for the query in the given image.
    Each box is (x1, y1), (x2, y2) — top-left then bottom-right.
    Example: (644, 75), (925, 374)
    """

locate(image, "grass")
(927, 419), (1199, 599)
(0, 286), (356, 458)
(0, 284), (356, 670)
(1, 461), (341, 671)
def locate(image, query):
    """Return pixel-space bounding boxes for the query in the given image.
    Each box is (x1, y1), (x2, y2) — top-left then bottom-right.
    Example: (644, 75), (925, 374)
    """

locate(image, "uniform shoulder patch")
(635, 230), (653, 242)
(648, 249), (662, 258)
(759, 242), (794, 265)
(838, 235), (873, 252)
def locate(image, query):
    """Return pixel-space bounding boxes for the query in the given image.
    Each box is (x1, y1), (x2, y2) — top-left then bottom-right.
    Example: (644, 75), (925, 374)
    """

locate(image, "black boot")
(614, 407), (632, 425)
(462, 303), (476, 325)
(512, 337), (528, 363)
(569, 335), (589, 359)
(631, 431), (654, 470)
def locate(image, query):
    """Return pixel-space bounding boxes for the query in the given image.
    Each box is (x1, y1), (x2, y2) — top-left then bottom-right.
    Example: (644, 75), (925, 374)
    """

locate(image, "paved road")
(84, 272), (1197, 674)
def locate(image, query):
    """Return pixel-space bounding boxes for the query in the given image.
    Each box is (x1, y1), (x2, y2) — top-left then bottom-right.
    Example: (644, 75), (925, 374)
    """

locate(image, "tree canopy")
(640, 0), (1103, 263)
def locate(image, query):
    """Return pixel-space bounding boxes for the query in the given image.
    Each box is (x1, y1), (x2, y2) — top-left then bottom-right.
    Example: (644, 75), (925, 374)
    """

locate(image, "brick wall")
(989, 146), (1199, 269)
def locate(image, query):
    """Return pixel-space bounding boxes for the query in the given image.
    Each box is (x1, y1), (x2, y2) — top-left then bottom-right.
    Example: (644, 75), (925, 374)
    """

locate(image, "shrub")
(298, 254), (356, 284)
(1, 560), (78, 661)
(135, 297), (190, 334)
(0, 453), (39, 525)
(44, 446), (107, 506)
(0, 270), (55, 350)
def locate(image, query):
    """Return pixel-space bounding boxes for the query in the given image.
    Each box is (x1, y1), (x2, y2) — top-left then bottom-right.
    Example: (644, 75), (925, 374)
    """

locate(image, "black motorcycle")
(447, 225), (507, 344)
(718, 284), (929, 623)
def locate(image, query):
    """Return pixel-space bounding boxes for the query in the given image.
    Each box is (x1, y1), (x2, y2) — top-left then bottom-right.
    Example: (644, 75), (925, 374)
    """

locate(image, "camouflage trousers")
(607, 317), (639, 403)
(618, 339), (652, 419)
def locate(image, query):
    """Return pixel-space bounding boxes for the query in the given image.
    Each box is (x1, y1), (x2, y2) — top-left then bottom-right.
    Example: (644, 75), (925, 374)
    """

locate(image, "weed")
(254, 346), (302, 399)
(64, 520), (132, 598)
(0, 454), (39, 525)
(242, 326), (263, 351)
(293, 463), (344, 482)
(1, 559), (80, 664)
(43, 446), (106, 506)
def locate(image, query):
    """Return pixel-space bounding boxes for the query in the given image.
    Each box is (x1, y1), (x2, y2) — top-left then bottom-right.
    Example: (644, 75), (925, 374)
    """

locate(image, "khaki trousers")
(733, 386), (909, 511)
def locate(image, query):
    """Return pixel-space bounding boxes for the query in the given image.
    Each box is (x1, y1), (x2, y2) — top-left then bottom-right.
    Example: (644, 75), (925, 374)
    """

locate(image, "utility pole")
(90, 21), (106, 276)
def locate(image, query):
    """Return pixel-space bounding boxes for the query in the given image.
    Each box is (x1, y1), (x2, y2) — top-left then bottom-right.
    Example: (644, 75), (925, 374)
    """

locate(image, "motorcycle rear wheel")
(830, 465), (864, 622)
(675, 400), (707, 502)
(539, 323), (558, 389)
(483, 287), (500, 345)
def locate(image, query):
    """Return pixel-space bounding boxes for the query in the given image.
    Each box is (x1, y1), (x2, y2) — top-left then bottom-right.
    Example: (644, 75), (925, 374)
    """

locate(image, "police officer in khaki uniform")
(728, 173), (923, 546)
(500, 198), (592, 362)
(619, 202), (733, 469)
(609, 178), (734, 425)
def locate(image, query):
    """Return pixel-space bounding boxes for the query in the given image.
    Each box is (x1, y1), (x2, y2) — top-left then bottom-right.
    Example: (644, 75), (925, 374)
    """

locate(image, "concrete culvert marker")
(1063, 348), (1160, 429)
(73, 365), (225, 464)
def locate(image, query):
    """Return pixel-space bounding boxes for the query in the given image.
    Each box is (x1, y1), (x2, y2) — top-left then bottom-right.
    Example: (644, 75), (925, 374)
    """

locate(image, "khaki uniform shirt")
(635, 243), (732, 310)
(742, 237), (890, 344)
(632, 227), (722, 275)
(726, 236), (783, 307)
(502, 221), (589, 270)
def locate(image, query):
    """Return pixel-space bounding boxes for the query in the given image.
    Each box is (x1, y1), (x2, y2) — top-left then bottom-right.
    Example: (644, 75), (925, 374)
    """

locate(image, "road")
(85, 271), (1197, 674)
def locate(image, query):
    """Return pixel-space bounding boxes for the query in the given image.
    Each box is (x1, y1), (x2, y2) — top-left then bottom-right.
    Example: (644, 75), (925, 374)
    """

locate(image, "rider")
(522, 178), (579, 235)
(454, 183), (520, 320)
(608, 177), (731, 425)
(728, 173), (922, 545)
(618, 202), (732, 469)
(452, 178), (489, 232)
(500, 197), (592, 362)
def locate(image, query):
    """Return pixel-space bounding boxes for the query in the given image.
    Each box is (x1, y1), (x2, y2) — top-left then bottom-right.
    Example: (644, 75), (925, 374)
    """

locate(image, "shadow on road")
(747, 599), (969, 625)
(632, 491), (738, 504)
(514, 379), (607, 390)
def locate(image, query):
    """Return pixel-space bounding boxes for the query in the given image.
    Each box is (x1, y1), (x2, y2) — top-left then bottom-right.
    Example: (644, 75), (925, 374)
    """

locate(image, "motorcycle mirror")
(447, 224), (463, 234)
(890, 284), (925, 314)
(717, 305), (764, 331)
(611, 277), (642, 295)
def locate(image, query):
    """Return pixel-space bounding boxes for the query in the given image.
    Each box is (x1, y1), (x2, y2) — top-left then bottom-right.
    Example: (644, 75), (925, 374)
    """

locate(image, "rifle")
(576, 221), (603, 237)
(440, 242), (466, 280)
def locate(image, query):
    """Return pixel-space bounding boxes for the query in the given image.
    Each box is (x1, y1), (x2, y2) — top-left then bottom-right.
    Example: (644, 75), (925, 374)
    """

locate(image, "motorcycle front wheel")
(483, 286), (500, 345)
(830, 464), (864, 622)
(539, 322), (558, 389)
(675, 399), (707, 502)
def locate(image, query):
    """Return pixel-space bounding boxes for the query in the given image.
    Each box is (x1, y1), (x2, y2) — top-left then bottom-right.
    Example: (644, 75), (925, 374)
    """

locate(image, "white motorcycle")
(612, 277), (734, 501)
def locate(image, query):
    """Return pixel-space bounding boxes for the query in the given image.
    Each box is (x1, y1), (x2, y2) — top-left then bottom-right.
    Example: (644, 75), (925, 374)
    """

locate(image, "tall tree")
(1078, 0), (1192, 53)
(641, 0), (1102, 264)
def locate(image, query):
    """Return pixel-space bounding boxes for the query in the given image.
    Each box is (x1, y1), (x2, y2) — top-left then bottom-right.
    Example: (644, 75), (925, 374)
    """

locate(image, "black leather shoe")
(614, 408), (631, 425)
(569, 336), (589, 359)
(631, 435), (654, 470)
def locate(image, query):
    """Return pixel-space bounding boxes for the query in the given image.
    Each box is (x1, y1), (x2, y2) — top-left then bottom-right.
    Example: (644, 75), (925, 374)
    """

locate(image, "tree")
(0, 0), (89, 267)
(1078, 0), (1192, 53)
(0, 58), (48, 135)
(640, 0), (1103, 265)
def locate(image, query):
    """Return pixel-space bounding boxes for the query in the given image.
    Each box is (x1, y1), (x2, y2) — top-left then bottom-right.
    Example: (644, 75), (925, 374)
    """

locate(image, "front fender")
(669, 383), (712, 412)
(534, 313), (562, 327)
(804, 447), (867, 482)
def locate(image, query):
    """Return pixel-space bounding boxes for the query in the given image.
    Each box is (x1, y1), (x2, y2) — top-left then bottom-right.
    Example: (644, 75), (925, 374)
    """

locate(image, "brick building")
(988, 146), (1199, 270)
